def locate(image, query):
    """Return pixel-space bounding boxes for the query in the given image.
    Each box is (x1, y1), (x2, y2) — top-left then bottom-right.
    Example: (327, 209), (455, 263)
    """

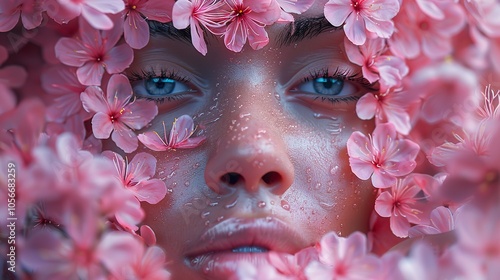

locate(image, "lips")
(185, 217), (309, 278)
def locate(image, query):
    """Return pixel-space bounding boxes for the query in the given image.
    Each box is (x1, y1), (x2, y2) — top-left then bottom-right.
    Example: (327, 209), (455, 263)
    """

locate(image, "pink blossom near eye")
(55, 16), (134, 86)
(324, 0), (400, 46)
(56, 0), (125, 30)
(347, 123), (420, 188)
(0, 0), (44, 32)
(80, 74), (158, 153)
(374, 176), (424, 238)
(304, 232), (381, 279)
(102, 151), (167, 204)
(388, 0), (465, 59)
(138, 115), (206, 151)
(42, 66), (89, 123)
(356, 87), (419, 135)
(123, 0), (173, 49)
(344, 37), (408, 89)
(173, 0), (226, 55)
(221, 0), (281, 52)
(273, 0), (315, 21)
(408, 206), (454, 238)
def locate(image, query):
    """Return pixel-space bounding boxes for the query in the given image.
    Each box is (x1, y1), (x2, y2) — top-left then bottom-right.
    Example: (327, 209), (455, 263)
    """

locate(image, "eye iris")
(313, 77), (343, 95)
(146, 77), (175, 95)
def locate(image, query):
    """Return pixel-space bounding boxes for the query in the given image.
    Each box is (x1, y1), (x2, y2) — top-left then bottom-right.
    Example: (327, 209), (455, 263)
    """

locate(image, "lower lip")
(188, 251), (271, 279)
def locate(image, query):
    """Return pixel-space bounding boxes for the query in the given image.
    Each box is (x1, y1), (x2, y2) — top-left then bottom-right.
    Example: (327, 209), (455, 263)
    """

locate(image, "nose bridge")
(204, 78), (294, 195)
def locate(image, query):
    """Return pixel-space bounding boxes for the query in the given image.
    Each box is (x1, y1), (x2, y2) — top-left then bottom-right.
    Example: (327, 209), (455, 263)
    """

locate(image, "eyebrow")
(276, 16), (342, 47)
(147, 16), (340, 46)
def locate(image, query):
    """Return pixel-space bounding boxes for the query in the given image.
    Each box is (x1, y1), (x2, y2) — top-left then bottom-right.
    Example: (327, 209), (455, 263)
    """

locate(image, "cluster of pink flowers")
(0, 0), (499, 279)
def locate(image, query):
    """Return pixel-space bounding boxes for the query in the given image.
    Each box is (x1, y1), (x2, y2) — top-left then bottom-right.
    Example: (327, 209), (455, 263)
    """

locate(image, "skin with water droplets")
(114, 1), (378, 278)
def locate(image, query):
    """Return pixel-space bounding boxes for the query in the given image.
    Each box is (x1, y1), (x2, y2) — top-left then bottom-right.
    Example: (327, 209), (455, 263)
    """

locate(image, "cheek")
(282, 108), (376, 236)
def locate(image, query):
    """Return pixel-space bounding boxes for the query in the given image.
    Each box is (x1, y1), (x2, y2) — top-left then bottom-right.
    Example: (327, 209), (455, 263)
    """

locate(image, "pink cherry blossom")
(268, 247), (319, 278)
(172, 0), (226, 55)
(305, 232), (381, 280)
(324, 0), (400, 45)
(408, 206), (454, 238)
(347, 123), (420, 188)
(102, 151), (167, 204)
(42, 66), (89, 123)
(230, 261), (285, 280)
(0, 64), (26, 114)
(398, 242), (441, 280)
(356, 87), (418, 135)
(449, 204), (500, 279)
(273, 0), (315, 21)
(374, 176), (424, 238)
(464, 0), (500, 38)
(0, 0), (44, 32)
(344, 37), (408, 89)
(56, 0), (125, 30)
(100, 237), (170, 280)
(123, 0), (173, 49)
(221, 0), (281, 52)
(80, 74), (158, 153)
(138, 115), (206, 151)
(389, 0), (465, 59)
(55, 17), (134, 86)
(410, 62), (478, 125)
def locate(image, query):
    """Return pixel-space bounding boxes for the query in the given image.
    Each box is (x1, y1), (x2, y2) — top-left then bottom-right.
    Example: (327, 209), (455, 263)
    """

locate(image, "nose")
(204, 117), (294, 195)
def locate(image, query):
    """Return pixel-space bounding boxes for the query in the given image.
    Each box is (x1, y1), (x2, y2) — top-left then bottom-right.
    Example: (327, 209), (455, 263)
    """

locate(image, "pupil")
(146, 77), (175, 95)
(313, 77), (343, 95)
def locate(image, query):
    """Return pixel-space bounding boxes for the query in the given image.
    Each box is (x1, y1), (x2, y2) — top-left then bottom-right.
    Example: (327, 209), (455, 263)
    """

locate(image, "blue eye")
(297, 76), (355, 96)
(132, 76), (190, 99)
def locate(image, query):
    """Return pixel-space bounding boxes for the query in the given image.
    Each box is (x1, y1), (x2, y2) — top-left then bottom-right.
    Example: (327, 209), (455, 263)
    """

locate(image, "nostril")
(220, 172), (243, 186)
(262, 171), (282, 186)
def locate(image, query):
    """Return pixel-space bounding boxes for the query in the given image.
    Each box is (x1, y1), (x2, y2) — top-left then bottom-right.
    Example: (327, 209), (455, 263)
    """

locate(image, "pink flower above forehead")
(123, 0), (173, 49)
(324, 0), (400, 45)
(80, 74), (158, 153)
(138, 115), (206, 151)
(173, 0), (226, 55)
(347, 123), (420, 188)
(221, 0), (282, 52)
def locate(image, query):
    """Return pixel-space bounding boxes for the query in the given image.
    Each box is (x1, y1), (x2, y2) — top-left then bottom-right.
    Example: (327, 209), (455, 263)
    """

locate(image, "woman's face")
(124, 1), (376, 278)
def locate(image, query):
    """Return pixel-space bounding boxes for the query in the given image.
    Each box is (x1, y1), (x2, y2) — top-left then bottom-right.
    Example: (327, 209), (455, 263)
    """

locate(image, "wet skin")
(122, 1), (377, 278)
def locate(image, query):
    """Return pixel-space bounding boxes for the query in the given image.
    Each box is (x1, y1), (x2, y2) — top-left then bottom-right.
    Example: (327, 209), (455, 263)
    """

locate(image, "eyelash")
(127, 68), (190, 103)
(300, 67), (377, 104)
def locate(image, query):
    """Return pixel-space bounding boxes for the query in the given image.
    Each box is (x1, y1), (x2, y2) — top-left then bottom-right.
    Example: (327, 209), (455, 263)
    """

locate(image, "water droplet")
(225, 198), (238, 209)
(320, 201), (335, 210)
(330, 165), (339, 175)
(205, 220), (210, 226)
(311, 210), (317, 215)
(274, 94), (281, 101)
(257, 201), (266, 208)
(201, 211), (210, 219)
(314, 183), (321, 190)
(158, 170), (165, 176)
(270, 200), (275, 205)
(167, 171), (176, 179)
(184, 181), (190, 187)
(280, 200), (290, 211)
(209, 202), (219, 207)
(193, 162), (200, 168)
(167, 188), (173, 193)
(239, 113), (251, 118)
(266, 216), (272, 222)
(217, 216), (224, 222)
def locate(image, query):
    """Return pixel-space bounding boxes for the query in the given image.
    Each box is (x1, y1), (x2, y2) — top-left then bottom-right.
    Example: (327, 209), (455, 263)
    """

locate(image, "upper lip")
(185, 217), (309, 259)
